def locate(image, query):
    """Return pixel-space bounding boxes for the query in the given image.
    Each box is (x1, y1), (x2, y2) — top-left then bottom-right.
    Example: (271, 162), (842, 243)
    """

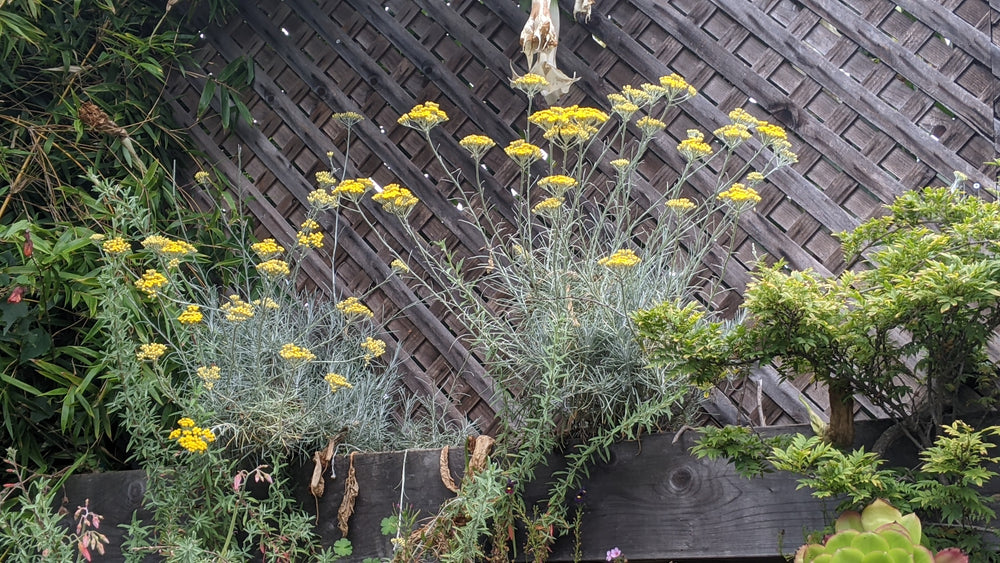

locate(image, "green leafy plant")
(639, 183), (1000, 449)
(695, 422), (1000, 558)
(0, 448), (109, 562)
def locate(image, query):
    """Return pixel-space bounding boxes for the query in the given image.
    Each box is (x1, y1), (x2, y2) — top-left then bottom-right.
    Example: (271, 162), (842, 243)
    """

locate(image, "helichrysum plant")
(325, 71), (798, 560)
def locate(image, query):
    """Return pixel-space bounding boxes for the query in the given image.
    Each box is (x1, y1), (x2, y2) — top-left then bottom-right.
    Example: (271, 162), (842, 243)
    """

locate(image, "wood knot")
(667, 466), (694, 494)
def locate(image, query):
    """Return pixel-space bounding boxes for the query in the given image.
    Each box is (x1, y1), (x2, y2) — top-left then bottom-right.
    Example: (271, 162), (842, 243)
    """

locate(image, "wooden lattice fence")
(166, 0), (999, 432)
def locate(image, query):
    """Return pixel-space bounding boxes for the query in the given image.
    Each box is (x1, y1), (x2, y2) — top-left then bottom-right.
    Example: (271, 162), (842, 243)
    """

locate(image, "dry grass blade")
(337, 452), (358, 536)
(439, 446), (459, 493)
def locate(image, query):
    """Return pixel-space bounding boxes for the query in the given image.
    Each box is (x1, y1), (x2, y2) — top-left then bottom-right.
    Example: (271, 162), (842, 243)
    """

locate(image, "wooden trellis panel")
(166, 0), (999, 432)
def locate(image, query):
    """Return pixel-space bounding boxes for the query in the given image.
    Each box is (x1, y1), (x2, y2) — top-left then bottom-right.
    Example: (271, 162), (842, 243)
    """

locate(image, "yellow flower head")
(510, 73), (549, 97)
(745, 171), (766, 185)
(532, 197), (564, 216)
(333, 178), (373, 201)
(636, 116), (666, 136)
(728, 108), (760, 128)
(717, 182), (762, 206)
(361, 337), (386, 363)
(307, 188), (339, 210)
(221, 295), (255, 322)
(714, 123), (752, 149)
(390, 259), (410, 274)
(332, 111), (364, 127)
(194, 171), (211, 185)
(297, 230), (323, 249)
(196, 365), (221, 390)
(598, 249), (641, 270)
(279, 343), (316, 364)
(641, 82), (668, 103)
(504, 140), (544, 167)
(336, 296), (374, 319)
(324, 372), (353, 393)
(398, 101), (449, 132)
(136, 342), (167, 361)
(459, 134), (496, 160)
(620, 84), (650, 106)
(252, 297), (280, 310)
(659, 74), (697, 99)
(666, 198), (696, 211)
(757, 122), (788, 145)
(315, 170), (338, 187)
(169, 417), (215, 453)
(135, 269), (168, 297)
(251, 239), (285, 260)
(178, 304), (203, 325)
(537, 175), (578, 197)
(142, 235), (196, 256)
(372, 184), (419, 217)
(256, 259), (291, 278)
(529, 106), (608, 147)
(102, 237), (130, 255)
(610, 158), (630, 172)
(677, 130), (713, 161)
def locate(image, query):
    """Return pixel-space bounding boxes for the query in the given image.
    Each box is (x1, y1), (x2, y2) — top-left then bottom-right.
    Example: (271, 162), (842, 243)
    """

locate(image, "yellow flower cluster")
(251, 238), (285, 259)
(142, 235), (197, 256)
(324, 373), (353, 393)
(608, 94), (640, 119)
(529, 105), (609, 147)
(537, 174), (578, 197)
(714, 123), (752, 149)
(677, 130), (713, 161)
(279, 343), (316, 364)
(504, 140), (544, 167)
(333, 178), (373, 200)
(510, 73), (549, 97)
(666, 198), (696, 211)
(135, 269), (168, 296)
(256, 259), (291, 278)
(252, 297), (280, 310)
(372, 184), (419, 217)
(659, 73), (697, 99)
(315, 170), (338, 187)
(717, 183), (762, 205)
(297, 219), (323, 249)
(336, 296), (374, 319)
(532, 197), (564, 216)
(459, 134), (496, 160)
(136, 342), (167, 361)
(196, 365), (221, 390)
(194, 171), (211, 185)
(620, 84), (650, 105)
(728, 108), (760, 127)
(102, 237), (130, 254)
(332, 111), (364, 127)
(390, 259), (410, 274)
(610, 158), (630, 172)
(361, 336), (386, 362)
(637, 116), (666, 136)
(169, 417), (216, 454)
(757, 123), (787, 143)
(745, 171), (765, 185)
(398, 101), (449, 132)
(307, 188), (339, 210)
(222, 295), (255, 322)
(178, 304), (203, 325)
(297, 231), (323, 249)
(598, 249), (641, 270)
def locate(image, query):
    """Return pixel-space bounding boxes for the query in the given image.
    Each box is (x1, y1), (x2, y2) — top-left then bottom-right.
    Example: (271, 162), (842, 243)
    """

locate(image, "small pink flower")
(606, 547), (622, 561)
(23, 231), (33, 258)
